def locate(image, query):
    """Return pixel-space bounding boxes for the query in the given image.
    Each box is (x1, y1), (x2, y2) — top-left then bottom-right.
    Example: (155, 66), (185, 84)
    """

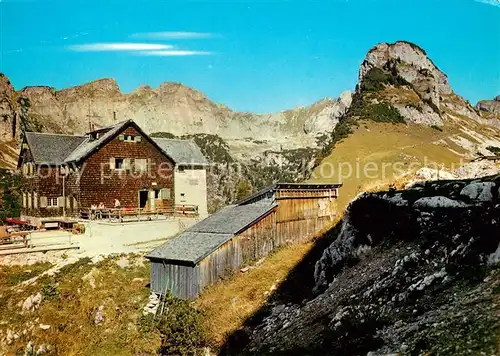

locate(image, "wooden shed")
(146, 183), (341, 299)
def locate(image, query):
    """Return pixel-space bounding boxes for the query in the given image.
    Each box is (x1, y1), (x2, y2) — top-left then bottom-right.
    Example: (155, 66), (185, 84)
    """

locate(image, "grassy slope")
(196, 243), (314, 346)
(309, 121), (463, 209)
(0, 256), (161, 355)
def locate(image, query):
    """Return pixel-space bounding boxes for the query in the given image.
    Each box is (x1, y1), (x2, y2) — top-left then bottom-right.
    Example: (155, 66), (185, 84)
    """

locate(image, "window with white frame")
(22, 192), (27, 208)
(47, 198), (58, 207)
(27, 192), (32, 209)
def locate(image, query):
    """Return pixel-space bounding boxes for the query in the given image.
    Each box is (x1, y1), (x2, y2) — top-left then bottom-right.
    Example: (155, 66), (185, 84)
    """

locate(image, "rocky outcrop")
(356, 41), (499, 129)
(0, 73), (17, 141)
(360, 42), (452, 109)
(303, 92), (352, 135)
(239, 175), (500, 355)
(476, 95), (500, 115)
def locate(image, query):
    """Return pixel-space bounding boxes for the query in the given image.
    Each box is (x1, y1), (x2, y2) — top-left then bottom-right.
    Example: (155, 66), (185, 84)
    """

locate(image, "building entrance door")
(139, 190), (148, 209)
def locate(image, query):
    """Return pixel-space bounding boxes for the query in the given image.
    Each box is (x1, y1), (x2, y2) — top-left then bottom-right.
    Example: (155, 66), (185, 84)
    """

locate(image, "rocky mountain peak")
(20, 86), (56, 99)
(360, 41), (452, 107)
(153, 82), (209, 103)
(476, 95), (500, 116)
(56, 78), (121, 100)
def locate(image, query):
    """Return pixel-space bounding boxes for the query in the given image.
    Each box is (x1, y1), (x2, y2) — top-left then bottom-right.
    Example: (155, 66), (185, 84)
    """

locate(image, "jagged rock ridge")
(476, 95), (500, 117)
(0, 75), (352, 147)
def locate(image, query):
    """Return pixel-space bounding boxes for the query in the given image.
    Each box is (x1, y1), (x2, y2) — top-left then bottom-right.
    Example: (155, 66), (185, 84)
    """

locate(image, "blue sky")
(0, 0), (499, 113)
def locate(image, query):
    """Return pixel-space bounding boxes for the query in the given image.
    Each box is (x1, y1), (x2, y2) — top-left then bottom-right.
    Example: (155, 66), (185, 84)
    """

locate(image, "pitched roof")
(186, 202), (276, 234)
(64, 120), (130, 163)
(146, 232), (234, 265)
(146, 201), (277, 264)
(152, 138), (208, 166)
(22, 120), (205, 167)
(24, 132), (87, 165)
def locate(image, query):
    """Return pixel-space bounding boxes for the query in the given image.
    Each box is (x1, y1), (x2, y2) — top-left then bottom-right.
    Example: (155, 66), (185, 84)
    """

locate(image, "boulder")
(460, 182), (495, 202)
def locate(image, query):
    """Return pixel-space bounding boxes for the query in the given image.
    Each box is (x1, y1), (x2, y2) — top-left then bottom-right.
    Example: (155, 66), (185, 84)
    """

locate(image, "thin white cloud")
(131, 32), (214, 40)
(140, 50), (212, 56)
(474, 0), (500, 7)
(68, 43), (174, 52)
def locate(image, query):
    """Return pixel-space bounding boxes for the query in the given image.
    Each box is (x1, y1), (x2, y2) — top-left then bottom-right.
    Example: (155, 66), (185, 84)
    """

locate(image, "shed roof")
(24, 132), (87, 165)
(152, 138), (208, 166)
(146, 232), (234, 265)
(147, 201), (276, 264)
(187, 202), (276, 234)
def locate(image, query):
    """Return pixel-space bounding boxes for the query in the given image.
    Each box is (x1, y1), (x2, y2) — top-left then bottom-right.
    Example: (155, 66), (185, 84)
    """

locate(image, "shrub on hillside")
(430, 125), (443, 132)
(486, 146), (500, 154)
(361, 67), (411, 92)
(156, 295), (208, 356)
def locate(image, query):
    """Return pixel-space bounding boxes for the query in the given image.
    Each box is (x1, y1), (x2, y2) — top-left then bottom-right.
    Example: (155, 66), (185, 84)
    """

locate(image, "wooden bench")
(0, 231), (31, 247)
(175, 205), (199, 216)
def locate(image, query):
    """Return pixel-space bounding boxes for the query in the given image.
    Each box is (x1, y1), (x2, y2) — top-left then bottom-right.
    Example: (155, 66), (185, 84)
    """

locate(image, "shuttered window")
(134, 158), (147, 172)
(160, 188), (171, 200)
(27, 192), (32, 209)
(40, 197), (48, 208)
(33, 192), (38, 209)
(22, 193), (26, 208)
(123, 158), (131, 170)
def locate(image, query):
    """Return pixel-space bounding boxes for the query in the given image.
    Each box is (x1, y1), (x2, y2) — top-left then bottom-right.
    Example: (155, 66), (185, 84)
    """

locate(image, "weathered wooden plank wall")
(238, 210), (277, 263)
(197, 237), (241, 293)
(150, 260), (198, 299)
(275, 188), (338, 243)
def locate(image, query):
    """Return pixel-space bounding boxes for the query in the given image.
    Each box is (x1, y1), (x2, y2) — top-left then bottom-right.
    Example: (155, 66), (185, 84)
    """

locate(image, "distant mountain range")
(1, 41), (499, 211)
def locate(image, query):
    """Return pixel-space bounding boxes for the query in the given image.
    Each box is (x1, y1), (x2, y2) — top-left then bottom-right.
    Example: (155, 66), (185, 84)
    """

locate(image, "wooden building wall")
(19, 148), (80, 219)
(150, 260), (199, 299)
(238, 210), (277, 262)
(78, 126), (175, 210)
(275, 188), (338, 243)
(150, 187), (340, 300)
(150, 211), (277, 299)
(19, 124), (176, 219)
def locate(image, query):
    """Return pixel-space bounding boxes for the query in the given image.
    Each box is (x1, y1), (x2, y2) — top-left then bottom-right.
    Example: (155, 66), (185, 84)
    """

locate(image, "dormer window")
(118, 135), (142, 143)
